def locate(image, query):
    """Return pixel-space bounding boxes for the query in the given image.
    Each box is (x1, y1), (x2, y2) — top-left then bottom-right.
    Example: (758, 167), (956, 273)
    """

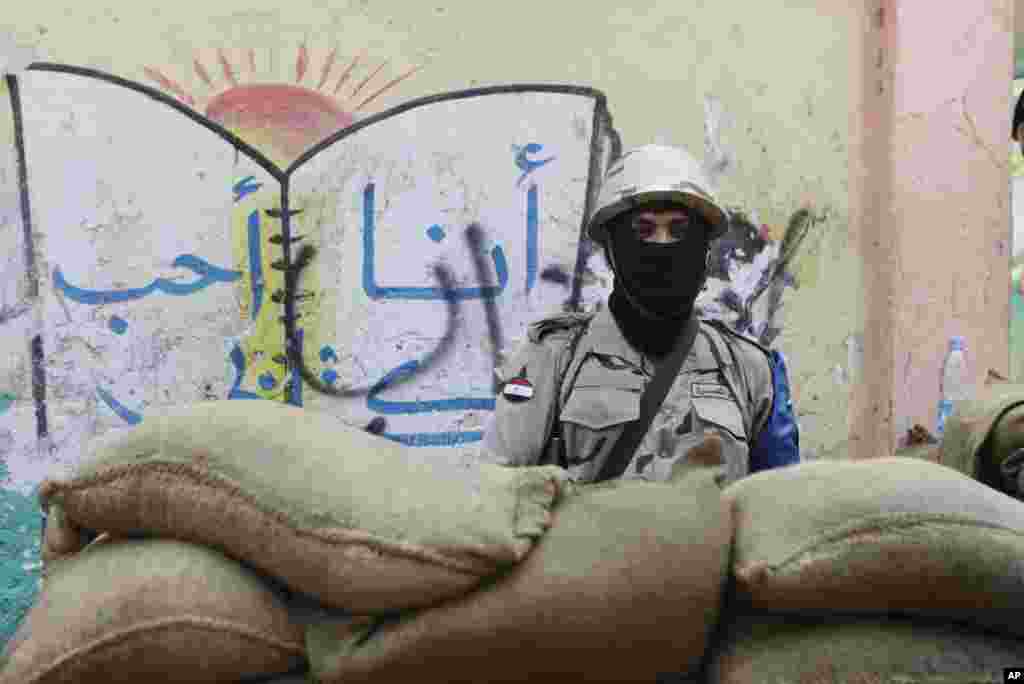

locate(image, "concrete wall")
(0, 1), (859, 645)
(856, 0), (1011, 458)
(1011, 78), (1024, 379)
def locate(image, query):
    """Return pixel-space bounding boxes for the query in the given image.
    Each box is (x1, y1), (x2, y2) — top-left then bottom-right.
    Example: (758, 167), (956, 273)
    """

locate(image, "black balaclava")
(606, 206), (711, 358)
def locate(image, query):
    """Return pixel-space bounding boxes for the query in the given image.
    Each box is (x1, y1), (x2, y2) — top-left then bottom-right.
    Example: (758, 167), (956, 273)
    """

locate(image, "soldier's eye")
(632, 221), (655, 239)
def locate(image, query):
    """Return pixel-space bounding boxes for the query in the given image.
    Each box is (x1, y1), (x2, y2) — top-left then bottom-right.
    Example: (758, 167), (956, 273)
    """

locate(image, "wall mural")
(0, 44), (820, 645)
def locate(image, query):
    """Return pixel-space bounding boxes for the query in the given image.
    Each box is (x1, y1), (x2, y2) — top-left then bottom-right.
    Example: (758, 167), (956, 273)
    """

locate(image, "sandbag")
(939, 379), (1024, 498)
(306, 467), (732, 683)
(707, 612), (1024, 684)
(37, 401), (566, 613)
(40, 502), (91, 566)
(724, 456), (1024, 637)
(0, 538), (305, 684)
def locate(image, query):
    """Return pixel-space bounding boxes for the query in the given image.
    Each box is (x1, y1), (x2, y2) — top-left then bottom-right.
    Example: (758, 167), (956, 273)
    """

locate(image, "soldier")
(483, 144), (800, 485)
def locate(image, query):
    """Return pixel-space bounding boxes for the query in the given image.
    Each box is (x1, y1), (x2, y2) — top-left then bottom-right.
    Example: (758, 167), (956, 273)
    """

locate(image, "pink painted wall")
(852, 0), (1013, 457)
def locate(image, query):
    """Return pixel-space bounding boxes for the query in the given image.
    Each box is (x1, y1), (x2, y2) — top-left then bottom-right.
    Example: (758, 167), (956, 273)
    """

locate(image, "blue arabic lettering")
(233, 176), (264, 202)
(361, 183), (510, 301)
(341, 145), (556, 445)
(363, 143), (556, 445)
(54, 255), (242, 305)
(320, 345), (339, 363)
(367, 360), (497, 415)
(320, 345), (340, 386)
(228, 343), (262, 400)
(246, 210), (264, 320)
(108, 315), (128, 334)
(513, 143), (555, 187)
(234, 176), (266, 321)
(526, 182), (538, 294)
(96, 386), (143, 425)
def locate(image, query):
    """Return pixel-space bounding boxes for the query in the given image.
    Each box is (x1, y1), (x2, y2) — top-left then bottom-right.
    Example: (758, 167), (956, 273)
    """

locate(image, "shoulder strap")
(706, 318), (772, 357)
(593, 314), (700, 483)
(702, 321), (770, 437)
(699, 324), (750, 430)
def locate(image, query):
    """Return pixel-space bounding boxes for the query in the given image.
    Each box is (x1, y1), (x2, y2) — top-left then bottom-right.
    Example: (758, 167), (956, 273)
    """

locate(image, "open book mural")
(1, 64), (620, 487)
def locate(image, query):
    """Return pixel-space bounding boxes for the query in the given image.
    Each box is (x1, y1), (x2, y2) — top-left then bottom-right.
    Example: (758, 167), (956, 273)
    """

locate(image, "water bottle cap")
(949, 336), (965, 351)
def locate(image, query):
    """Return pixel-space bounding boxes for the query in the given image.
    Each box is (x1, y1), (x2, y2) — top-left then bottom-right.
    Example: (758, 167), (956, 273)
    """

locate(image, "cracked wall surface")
(882, 0), (1012, 445)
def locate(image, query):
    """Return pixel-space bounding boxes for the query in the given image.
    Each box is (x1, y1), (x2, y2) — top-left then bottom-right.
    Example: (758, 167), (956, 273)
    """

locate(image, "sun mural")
(144, 45), (424, 402)
(144, 45), (422, 165)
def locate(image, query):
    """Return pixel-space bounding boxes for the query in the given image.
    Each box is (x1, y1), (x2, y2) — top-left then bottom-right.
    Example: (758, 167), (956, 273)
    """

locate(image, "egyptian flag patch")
(502, 367), (534, 402)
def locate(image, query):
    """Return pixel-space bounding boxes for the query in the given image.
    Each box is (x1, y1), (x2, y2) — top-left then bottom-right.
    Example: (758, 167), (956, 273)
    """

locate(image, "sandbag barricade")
(9, 404), (1024, 682)
(305, 468), (732, 683)
(706, 612), (1024, 684)
(0, 537), (305, 684)
(939, 379), (1024, 499)
(723, 456), (1024, 637)
(37, 401), (567, 614)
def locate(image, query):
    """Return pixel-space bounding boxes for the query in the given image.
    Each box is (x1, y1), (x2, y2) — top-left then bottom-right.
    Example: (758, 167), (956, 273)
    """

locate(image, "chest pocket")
(559, 356), (643, 466)
(691, 392), (748, 442)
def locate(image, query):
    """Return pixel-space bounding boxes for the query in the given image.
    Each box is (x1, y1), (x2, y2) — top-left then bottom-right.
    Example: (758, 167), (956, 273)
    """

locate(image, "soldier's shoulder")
(495, 311), (592, 383)
(527, 311), (594, 344)
(700, 318), (772, 364)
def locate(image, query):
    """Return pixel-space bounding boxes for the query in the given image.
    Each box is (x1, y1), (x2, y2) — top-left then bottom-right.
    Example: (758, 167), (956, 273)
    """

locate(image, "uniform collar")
(582, 306), (643, 365)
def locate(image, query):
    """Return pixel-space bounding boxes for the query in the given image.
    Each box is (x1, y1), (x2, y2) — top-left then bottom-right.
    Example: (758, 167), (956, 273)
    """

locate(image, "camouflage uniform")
(483, 306), (777, 486)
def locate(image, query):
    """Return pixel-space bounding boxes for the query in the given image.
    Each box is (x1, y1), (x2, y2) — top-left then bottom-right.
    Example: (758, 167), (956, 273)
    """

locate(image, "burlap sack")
(37, 401), (566, 613)
(306, 466), (732, 683)
(40, 502), (92, 566)
(938, 379), (1024, 498)
(0, 538), (304, 684)
(707, 612), (1024, 684)
(724, 457), (1024, 637)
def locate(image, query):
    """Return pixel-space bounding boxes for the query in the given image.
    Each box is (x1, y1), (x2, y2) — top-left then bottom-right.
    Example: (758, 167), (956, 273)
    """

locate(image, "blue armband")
(749, 349), (800, 472)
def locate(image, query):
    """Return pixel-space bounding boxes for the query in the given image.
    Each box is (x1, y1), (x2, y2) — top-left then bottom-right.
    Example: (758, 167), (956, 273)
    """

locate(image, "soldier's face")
(622, 203), (707, 245)
(628, 209), (692, 244)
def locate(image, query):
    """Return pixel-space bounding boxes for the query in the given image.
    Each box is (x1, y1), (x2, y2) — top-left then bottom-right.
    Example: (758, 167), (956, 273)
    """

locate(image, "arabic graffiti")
(48, 248), (244, 426)
(302, 144), (557, 447)
(362, 182), (511, 301)
(0, 45), (436, 654)
(95, 386), (143, 425)
(53, 255), (242, 305)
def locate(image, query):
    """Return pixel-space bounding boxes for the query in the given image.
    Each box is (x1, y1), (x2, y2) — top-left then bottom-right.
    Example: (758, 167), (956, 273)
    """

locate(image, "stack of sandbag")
(4, 400), (567, 683)
(0, 537), (306, 683)
(37, 401), (566, 612)
(704, 456), (1024, 683)
(707, 613), (1022, 684)
(938, 377), (1024, 499)
(304, 443), (733, 683)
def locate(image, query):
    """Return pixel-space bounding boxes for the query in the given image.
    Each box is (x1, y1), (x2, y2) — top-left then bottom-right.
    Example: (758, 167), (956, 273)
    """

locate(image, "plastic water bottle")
(936, 336), (969, 438)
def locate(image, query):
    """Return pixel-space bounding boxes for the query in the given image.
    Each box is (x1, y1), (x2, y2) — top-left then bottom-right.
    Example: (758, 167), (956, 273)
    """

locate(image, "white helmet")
(586, 144), (729, 244)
